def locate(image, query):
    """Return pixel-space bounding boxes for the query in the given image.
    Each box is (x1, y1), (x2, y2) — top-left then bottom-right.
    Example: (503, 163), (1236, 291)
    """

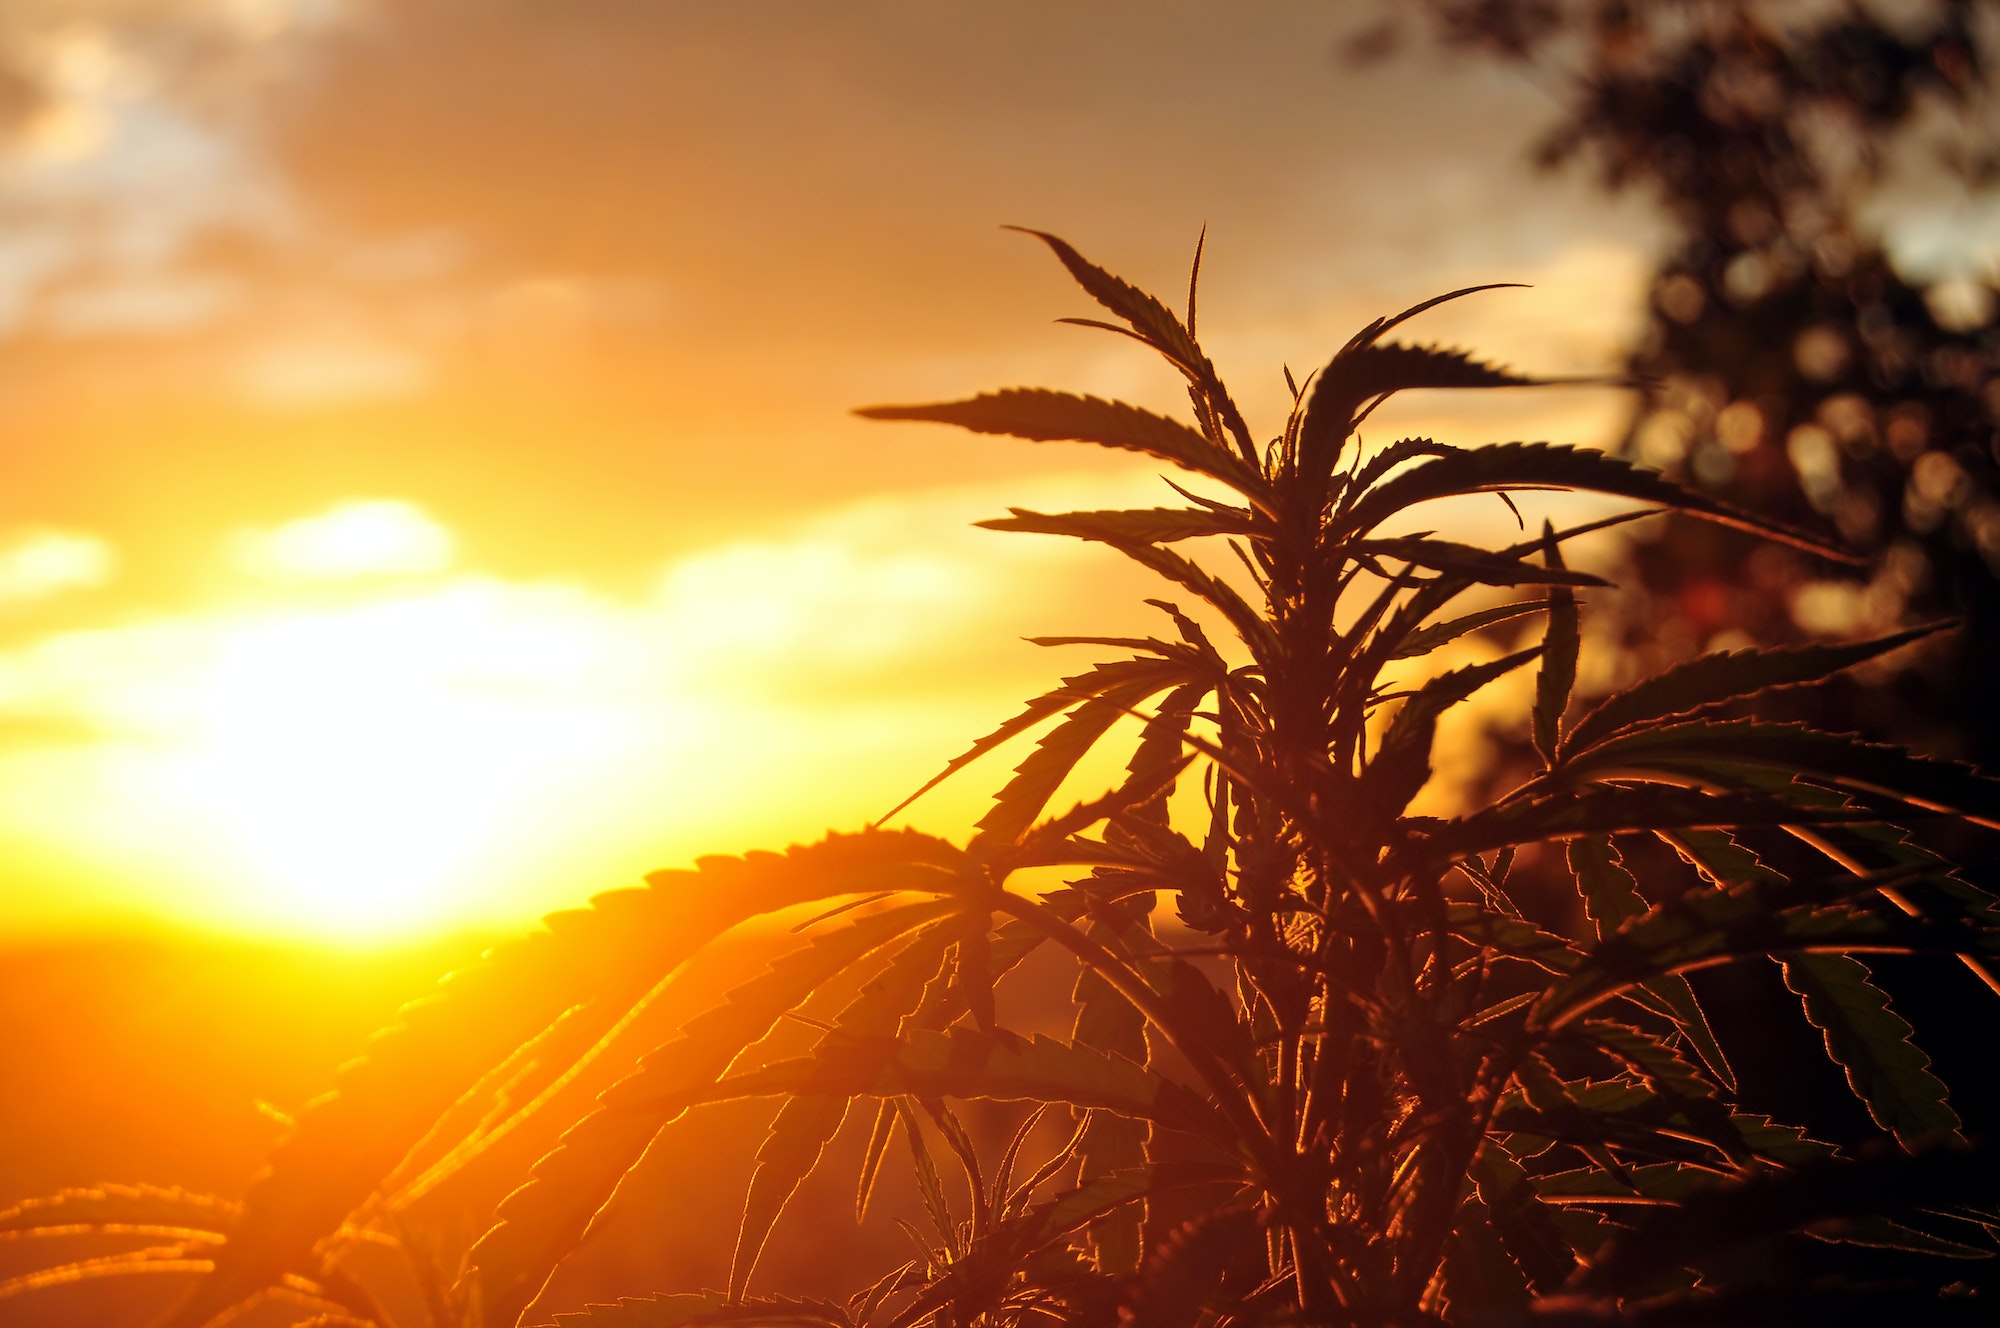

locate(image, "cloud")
(232, 334), (432, 407)
(0, 529), (116, 604)
(230, 499), (456, 580)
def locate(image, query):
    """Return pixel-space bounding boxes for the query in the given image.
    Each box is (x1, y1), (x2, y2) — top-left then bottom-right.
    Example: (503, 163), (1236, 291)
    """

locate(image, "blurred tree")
(1356, 0), (2000, 763)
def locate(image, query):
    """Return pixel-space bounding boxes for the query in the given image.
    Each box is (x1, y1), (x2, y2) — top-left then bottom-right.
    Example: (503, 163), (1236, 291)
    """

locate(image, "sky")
(0, 0), (1979, 940)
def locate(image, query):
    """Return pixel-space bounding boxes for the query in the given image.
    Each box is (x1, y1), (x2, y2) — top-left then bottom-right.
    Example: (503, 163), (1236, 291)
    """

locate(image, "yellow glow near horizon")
(142, 594), (641, 934)
(0, 482), (1135, 940)
(0, 444), (1640, 940)
(1, 578), (685, 939)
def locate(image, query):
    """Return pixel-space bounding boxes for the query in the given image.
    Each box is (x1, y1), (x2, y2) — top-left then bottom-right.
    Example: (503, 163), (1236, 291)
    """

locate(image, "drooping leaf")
(1297, 342), (1546, 481)
(1495, 1076), (1833, 1172)
(1557, 1282), (1998, 1327)
(1513, 1051), (1633, 1185)
(1352, 535), (1607, 588)
(1671, 816), (1990, 938)
(1073, 1114), (1146, 1276)
(0, 1186), (238, 1243)
(1532, 520), (1580, 765)
(1007, 227), (1257, 461)
(548, 1292), (729, 1327)
(855, 389), (1265, 501)
(1569, 835), (1648, 939)
(1781, 953), (1962, 1149)
(1470, 1144), (1578, 1293)
(1561, 720), (2000, 825)
(1442, 1196), (1532, 1317)
(1390, 599), (1546, 660)
(1448, 902), (1587, 979)
(1537, 874), (2000, 1032)
(976, 692), (1156, 849)
(695, 1027), (1225, 1139)
(880, 656), (1197, 827)
(1810, 1214), (1997, 1259)
(0, 1247), (215, 1304)
(164, 829), (964, 1328)
(1120, 683), (1208, 821)
(1428, 784), (1878, 861)
(1561, 623), (1948, 756)
(555, 1294), (852, 1328)
(1367, 646), (1542, 817)
(728, 923), (954, 1300)
(1533, 1163), (1721, 1206)
(467, 898), (962, 1328)
(1573, 1146), (2000, 1297)
(1656, 826), (1788, 890)
(978, 506), (1255, 546)
(1071, 897), (1155, 1276)
(854, 1099), (898, 1226)
(1338, 436), (1456, 507)
(1567, 838), (1734, 1088)
(1335, 441), (1854, 560)
(729, 1098), (849, 1304)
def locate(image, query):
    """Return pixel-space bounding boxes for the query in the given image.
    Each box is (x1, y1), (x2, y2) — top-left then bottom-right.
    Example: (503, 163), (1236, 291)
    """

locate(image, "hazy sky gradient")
(0, 0), (1915, 936)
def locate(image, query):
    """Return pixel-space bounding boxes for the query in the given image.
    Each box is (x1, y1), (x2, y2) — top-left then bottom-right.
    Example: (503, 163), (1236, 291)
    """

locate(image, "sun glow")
(0, 482), (1136, 939)
(136, 591), (650, 934)
(0, 577), (689, 938)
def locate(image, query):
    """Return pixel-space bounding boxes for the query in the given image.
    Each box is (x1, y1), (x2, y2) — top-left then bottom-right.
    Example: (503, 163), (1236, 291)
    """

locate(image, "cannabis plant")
(7, 233), (2000, 1328)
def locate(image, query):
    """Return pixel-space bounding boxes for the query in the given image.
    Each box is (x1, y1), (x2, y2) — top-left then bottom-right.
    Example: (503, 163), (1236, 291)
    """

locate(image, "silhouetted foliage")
(6, 233), (2000, 1327)
(1363, 0), (2000, 765)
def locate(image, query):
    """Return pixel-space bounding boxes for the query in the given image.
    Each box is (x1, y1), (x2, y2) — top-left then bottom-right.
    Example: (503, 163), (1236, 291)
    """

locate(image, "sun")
(0, 502), (692, 940)
(158, 595), (638, 935)
(0, 488), (1085, 939)
(75, 579), (674, 939)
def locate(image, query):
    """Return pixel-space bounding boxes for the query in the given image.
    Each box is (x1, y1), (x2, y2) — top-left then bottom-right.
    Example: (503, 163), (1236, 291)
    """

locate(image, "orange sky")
(0, 1), (1985, 939)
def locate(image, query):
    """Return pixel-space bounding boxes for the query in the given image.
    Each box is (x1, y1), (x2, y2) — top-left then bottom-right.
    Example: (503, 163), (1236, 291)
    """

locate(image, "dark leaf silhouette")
(37, 230), (1997, 1328)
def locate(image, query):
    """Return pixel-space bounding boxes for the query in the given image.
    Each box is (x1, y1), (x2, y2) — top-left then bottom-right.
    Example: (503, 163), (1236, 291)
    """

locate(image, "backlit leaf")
(1532, 520), (1580, 764)
(1351, 536), (1606, 588)
(1562, 623), (1947, 756)
(880, 657), (1196, 827)
(1564, 720), (2000, 825)
(468, 898), (961, 1327)
(1368, 646), (1542, 817)
(1470, 1144), (1577, 1293)
(1008, 227), (1256, 460)
(976, 692), (1156, 849)
(164, 829), (963, 1328)
(1389, 599), (1545, 660)
(1781, 953), (1962, 1149)
(1298, 342), (1544, 481)
(549, 1292), (729, 1327)
(0, 1186), (238, 1243)
(855, 389), (1265, 500)
(1568, 838), (1734, 1088)
(729, 924), (953, 1299)
(1430, 785), (1876, 861)
(697, 1027), (1223, 1139)
(978, 506), (1255, 545)
(1336, 441), (1853, 560)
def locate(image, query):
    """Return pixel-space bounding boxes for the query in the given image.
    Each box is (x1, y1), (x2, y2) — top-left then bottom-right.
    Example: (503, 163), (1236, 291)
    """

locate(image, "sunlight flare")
(0, 481), (1137, 937)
